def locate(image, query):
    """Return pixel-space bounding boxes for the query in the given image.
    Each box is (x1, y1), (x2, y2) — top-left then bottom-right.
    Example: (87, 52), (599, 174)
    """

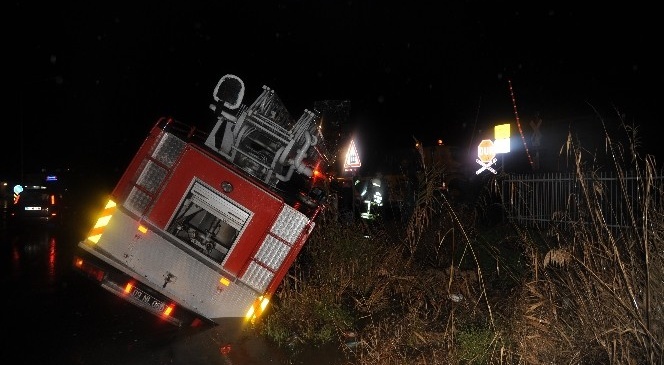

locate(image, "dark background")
(5, 2), (662, 179)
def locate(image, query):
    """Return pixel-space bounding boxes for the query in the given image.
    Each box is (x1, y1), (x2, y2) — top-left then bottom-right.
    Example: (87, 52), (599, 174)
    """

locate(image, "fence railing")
(501, 172), (664, 231)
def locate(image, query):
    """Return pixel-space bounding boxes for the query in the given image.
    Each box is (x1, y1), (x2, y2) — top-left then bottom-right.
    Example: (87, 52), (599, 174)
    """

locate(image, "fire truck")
(73, 74), (333, 327)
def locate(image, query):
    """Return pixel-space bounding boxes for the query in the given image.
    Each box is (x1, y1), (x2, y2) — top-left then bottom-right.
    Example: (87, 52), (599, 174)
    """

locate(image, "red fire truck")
(73, 74), (333, 327)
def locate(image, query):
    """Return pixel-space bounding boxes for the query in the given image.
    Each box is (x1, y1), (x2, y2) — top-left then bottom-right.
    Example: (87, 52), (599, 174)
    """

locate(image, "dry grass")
(255, 116), (663, 365)
(507, 116), (664, 364)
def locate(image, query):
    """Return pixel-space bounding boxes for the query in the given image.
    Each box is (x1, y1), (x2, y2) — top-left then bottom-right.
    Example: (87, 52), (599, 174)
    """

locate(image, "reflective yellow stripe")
(87, 200), (117, 243)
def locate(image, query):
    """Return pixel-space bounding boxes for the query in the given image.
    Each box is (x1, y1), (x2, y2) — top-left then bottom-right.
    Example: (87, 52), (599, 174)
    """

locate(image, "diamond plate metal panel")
(270, 205), (308, 244)
(254, 235), (290, 271)
(126, 187), (151, 216)
(136, 161), (167, 194)
(152, 132), (186, 167)
(242, 261), (274, 292)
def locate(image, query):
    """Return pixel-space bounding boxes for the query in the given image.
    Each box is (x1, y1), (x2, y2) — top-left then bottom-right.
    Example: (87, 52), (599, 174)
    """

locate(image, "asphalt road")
(0, 213), (346, 365)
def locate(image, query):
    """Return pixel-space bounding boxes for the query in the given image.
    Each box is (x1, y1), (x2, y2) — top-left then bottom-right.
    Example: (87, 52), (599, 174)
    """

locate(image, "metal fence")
(502, 172), (664, 231)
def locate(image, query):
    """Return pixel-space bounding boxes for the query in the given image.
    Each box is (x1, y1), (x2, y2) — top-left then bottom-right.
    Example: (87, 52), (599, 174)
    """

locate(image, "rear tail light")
(163, 305), (174, 317)
(73, 256), (105, 282)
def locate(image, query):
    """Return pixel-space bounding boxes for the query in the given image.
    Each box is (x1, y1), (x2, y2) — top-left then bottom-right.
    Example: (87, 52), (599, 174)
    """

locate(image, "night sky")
(5, 2), (661, 180)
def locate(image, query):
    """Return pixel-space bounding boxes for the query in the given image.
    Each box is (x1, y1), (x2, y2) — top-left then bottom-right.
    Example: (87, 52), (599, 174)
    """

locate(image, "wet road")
(0, 212), (346, 365)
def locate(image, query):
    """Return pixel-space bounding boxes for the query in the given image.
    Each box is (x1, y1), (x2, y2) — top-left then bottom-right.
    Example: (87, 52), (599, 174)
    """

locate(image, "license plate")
(130, 286), (166, 312)
(25, 206), (42, 211)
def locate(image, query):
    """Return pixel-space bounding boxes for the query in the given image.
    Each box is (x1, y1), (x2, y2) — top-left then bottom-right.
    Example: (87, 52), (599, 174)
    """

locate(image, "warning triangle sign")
(344, 139), (361, 170)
